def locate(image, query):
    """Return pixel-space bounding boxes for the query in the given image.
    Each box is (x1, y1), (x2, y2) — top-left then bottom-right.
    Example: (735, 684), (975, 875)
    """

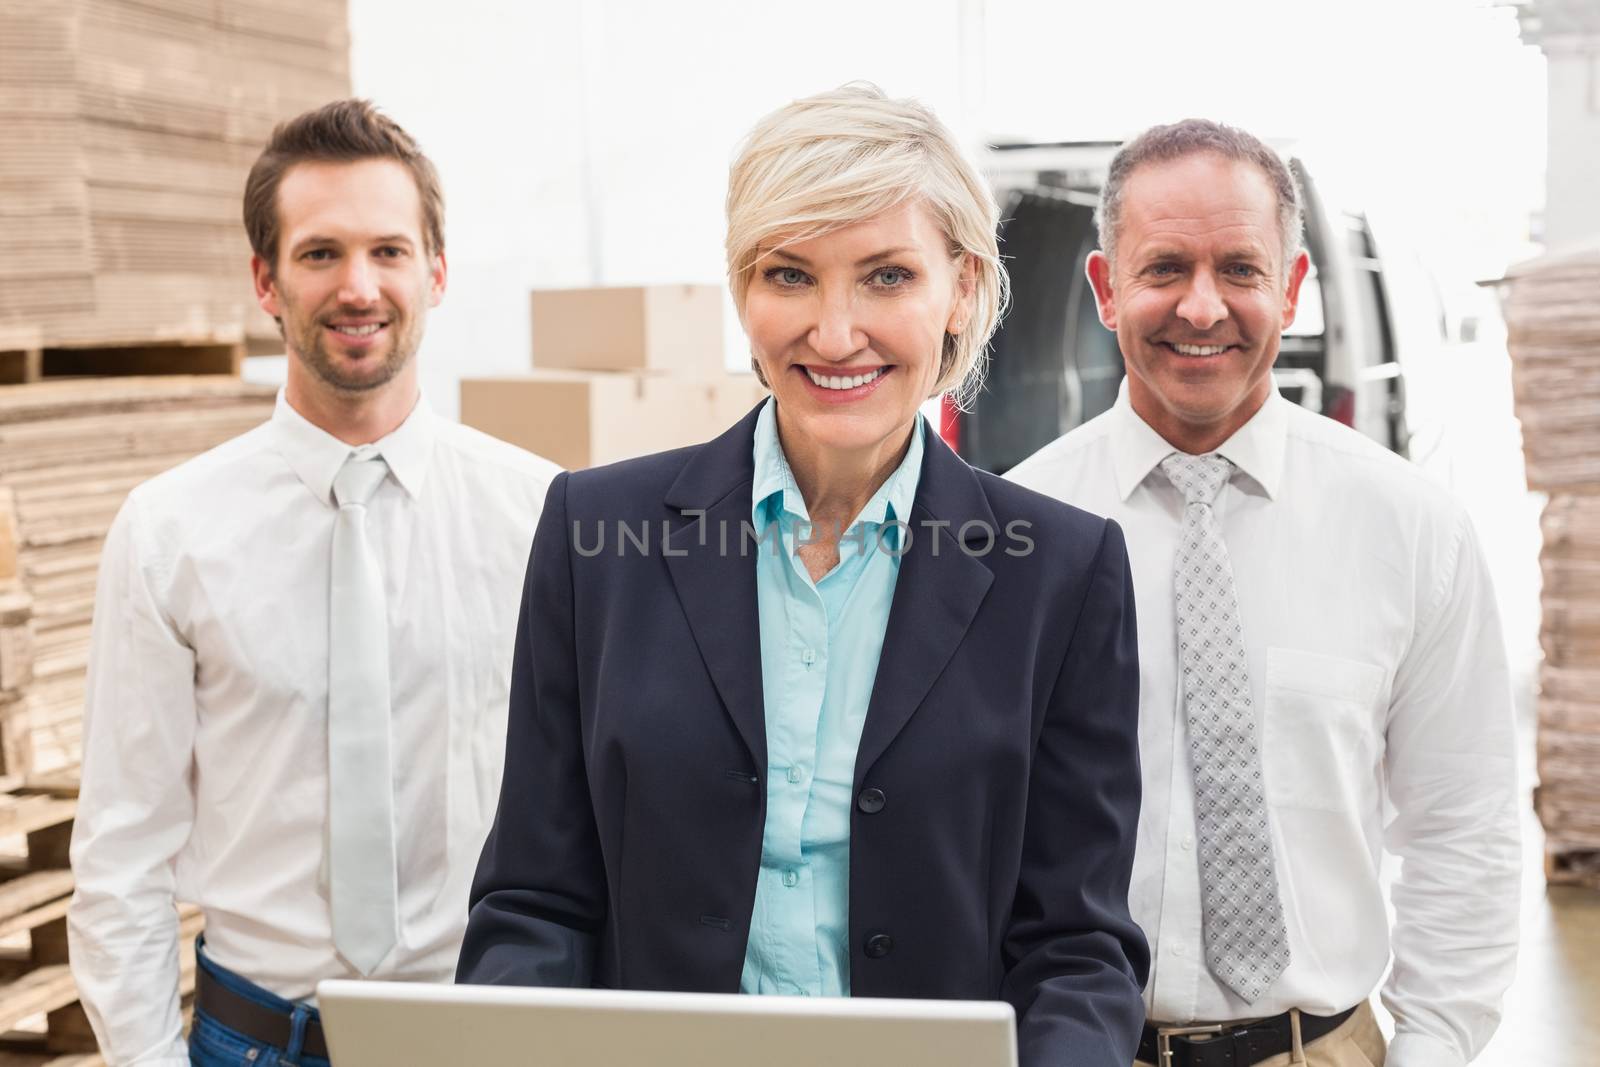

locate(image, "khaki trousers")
(1136, 1001), (1387, 1067)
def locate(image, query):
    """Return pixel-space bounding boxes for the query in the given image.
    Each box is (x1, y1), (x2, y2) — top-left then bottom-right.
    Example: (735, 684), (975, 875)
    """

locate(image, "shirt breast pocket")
(1262, 647), (1386, 813)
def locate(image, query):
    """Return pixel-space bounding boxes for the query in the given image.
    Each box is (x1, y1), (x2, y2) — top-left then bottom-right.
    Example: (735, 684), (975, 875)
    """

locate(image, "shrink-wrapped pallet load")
(1501, 243), (1600, 888)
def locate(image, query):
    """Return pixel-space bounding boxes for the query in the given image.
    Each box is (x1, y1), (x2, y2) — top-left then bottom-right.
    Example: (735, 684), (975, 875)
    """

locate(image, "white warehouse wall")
(324, 0), (1543, 422)
(346, 0), (982, 419)
(1543, 38), (1600, 250)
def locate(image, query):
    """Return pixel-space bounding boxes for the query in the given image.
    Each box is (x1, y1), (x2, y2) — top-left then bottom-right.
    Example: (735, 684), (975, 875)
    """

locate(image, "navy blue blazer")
(458, 406), (1149, 1066)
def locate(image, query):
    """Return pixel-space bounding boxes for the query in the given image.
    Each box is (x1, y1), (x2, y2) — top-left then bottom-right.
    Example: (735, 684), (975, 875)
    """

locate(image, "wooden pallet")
(0, 1052), (101, 1067)
(0, 789), (88, 1056)
(0, 784), (199, 1065)
(0, 332), (42, 394)
(0, 340), (245, 387)
(0, 357), (39, 391)
(1545, 845), (1600, 890)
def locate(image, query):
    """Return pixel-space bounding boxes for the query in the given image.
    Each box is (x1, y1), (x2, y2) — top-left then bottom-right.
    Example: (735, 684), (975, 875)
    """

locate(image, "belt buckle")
(1156, 1023), (1225, 1067)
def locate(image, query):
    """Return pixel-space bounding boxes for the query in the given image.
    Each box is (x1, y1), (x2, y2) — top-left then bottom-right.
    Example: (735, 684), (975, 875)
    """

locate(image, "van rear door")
(956, 188), (1118, 473)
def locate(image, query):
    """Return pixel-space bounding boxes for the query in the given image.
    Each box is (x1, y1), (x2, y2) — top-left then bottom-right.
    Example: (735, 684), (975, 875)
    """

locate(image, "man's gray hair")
(1096, 118), (1305, 272)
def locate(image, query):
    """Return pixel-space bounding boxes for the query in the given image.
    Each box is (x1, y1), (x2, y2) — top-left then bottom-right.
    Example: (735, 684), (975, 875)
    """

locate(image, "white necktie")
(1160, 452), (1290, 1004)
(328, 453), (398, 975)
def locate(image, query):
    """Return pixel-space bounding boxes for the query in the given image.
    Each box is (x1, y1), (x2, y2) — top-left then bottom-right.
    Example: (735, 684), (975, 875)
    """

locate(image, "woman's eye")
(872, 268), (909, 286)
(765, 267), (807, 287)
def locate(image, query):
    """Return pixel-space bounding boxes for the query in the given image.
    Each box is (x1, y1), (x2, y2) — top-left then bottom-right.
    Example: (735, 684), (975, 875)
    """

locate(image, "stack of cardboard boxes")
(0, 376), (277, 778)
(0, 0), (350, 361)
(1501, 244), (1600, 889)
(462, 285), (769, 471)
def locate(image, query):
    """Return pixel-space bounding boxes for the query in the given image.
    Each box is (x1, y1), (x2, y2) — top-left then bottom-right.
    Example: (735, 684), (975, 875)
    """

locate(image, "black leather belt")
(194, 960), (329, 1060)
(1139, 1006), (1357, 1067)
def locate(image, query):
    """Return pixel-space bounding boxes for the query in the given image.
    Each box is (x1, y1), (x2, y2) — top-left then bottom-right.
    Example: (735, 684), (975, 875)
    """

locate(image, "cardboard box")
(707, 372), (770, 427)
(461, 370), (767, 472)
(531, 285), (725, 375)
(1502, 246), (1600, 886)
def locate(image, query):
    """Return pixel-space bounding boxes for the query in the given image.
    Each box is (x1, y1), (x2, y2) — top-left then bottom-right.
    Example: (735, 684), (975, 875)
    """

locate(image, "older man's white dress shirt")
(1007, 384), (1519, 1067)
(68, 392), (559, 1066)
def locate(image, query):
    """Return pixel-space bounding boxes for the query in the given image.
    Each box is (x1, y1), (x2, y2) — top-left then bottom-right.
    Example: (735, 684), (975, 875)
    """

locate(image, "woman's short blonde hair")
(725, 83), (1007, 408)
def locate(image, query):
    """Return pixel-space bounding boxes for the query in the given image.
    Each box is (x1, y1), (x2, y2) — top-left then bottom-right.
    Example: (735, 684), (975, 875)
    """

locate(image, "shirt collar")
(750, 396), (926, 532)
(750, 398), (793, 525)
(1110, 377), (1287, 501)
(269, 389), (436, 504)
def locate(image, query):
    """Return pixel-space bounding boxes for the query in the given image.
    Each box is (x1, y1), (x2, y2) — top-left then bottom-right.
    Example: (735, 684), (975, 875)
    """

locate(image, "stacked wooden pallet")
(0, 0), (350, 369)
(0, 783), (201, 1066)
(0, 377), (277, 777)
(1501, 243), (1600, 889)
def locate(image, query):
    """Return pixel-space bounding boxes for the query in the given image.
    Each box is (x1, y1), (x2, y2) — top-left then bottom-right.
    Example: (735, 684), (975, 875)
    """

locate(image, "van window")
(1342, 213), (1405, 449)
(1070, 254), (1123, 424)
(1343, 214), (1395, 368)
(1285, 261), (1325, 337)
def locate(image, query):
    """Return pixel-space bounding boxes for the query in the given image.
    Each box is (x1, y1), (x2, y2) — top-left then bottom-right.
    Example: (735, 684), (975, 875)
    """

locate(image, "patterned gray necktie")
(328, 453), (398, 975)
(1160, 452), (1289, 1004)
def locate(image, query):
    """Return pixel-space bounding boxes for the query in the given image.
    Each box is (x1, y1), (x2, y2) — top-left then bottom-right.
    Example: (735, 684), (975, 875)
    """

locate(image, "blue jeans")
(190, 936), (330, 1067)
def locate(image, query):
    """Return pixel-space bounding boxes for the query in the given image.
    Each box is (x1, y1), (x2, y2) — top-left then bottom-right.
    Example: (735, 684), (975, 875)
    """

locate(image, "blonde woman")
(459, 84), (1148, 1065)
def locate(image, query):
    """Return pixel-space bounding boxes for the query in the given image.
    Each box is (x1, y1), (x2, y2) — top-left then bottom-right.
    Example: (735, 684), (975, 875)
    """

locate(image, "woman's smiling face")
(742, 200), (974, 461)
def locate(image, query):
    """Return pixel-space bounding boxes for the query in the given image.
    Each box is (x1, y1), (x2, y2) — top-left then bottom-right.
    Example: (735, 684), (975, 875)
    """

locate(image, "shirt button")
(1172, 944), (1187, 958)
(787, 766), (803, 784)
(801, 648), (817, 665)
(783, 868), (799, 888)
(1181, 835), (1195, 851)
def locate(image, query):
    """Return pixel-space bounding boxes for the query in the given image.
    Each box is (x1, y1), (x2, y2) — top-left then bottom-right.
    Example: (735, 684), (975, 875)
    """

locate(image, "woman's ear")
(946, 252), (978, 334)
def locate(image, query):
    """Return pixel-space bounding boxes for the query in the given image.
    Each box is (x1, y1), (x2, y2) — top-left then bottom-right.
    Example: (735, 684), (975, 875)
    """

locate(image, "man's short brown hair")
(243, 99), (445, 270)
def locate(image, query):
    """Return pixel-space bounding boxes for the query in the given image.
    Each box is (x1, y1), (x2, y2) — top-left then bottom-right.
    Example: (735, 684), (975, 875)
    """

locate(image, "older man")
(1008, 119), (1519, 1067)
(68, 100), (560, 1066)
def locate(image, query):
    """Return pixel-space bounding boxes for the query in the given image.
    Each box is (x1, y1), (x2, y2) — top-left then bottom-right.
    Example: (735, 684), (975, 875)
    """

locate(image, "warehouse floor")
(1447, 646), (1600, 1067)
(1475, 773), (1600, 1065)
(1370, 682), (1597, 1066)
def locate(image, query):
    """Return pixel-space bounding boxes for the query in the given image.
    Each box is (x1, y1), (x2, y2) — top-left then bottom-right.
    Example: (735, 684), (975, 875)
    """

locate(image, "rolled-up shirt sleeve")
(68, 497), (197, 1067)
(1381, 510), (1520, 1067)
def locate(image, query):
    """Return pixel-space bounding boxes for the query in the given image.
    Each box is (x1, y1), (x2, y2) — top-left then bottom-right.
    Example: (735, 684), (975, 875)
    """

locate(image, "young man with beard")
(1008, 120), (1519, 1067)
(67, 100), (560, 1067)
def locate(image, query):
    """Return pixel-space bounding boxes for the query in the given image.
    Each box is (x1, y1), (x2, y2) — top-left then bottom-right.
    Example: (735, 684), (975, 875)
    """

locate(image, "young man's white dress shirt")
(68, 392), (560, 1066)
(1007, 383), (1519, 1067)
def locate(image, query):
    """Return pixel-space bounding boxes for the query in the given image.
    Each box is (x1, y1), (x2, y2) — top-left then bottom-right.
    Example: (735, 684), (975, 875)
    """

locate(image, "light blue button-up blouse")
(739, 398), (925, 997)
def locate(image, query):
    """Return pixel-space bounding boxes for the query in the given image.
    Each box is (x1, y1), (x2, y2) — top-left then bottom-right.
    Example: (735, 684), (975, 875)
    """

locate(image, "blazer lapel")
(855, 430), (996, 777)
(663, 405), (767, 768)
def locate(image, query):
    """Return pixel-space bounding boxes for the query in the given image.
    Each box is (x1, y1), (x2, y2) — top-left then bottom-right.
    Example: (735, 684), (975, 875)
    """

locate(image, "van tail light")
(939, 394), (962, 455)
(1323, 385), (1356, 428)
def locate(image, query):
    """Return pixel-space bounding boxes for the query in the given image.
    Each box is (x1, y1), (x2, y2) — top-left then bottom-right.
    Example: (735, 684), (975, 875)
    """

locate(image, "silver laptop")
(317, 980), (1017, 1067)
